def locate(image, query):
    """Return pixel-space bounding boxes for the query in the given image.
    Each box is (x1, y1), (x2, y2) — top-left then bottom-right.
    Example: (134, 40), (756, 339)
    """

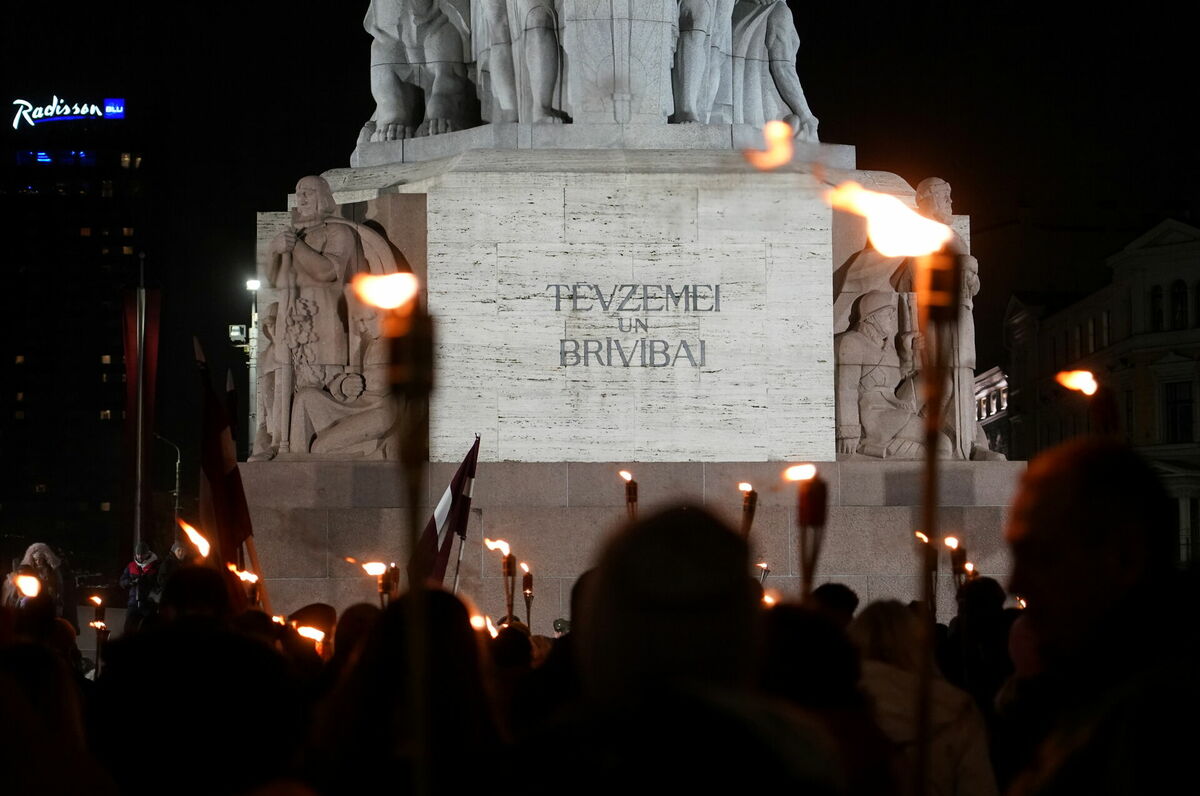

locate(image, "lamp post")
(154, 434), (182, 538)
(246, 278), (260, 446)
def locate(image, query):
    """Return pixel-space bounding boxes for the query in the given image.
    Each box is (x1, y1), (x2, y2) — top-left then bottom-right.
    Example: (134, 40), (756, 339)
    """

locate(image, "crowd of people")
(1, 437), (1197, 795)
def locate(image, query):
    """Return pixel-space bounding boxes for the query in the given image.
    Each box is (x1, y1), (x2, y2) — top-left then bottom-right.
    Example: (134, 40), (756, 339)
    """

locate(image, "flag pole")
(450, 533), (467, 594)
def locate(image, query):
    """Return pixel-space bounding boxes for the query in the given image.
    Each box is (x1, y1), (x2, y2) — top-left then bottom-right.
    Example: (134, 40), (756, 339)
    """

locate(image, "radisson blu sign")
(11, 96), (125, 130)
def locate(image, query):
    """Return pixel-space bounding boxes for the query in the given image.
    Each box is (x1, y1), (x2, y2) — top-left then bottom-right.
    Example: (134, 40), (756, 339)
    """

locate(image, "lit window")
(14, 411), (25, 420)
(120, 152), (132, 169)
(122, 245), (134, 255)
(99, 502), (111, 512)
(122, 227), (134, 237)
(134, 155), (143, 169)
(100, 373), (109, 383)
(14, 355), (24, 364)
(100, 354), (112, 364)
(1000, 388), (1008, 410)
(99, 409), (112, 420)
(80, 227), (92, 237)
(34, 484), (47, 494)
(15, 392), (23, 402)
(101, 180), (113, 198)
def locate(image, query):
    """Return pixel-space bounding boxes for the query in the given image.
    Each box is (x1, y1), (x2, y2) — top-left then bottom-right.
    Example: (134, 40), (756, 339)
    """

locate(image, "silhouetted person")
(849, 600), (998, 796)
(91, 566), (303, 795)
(810, 581), (861, 627)
(306, 589), (501, 795)
(1004, 438), (1197, 794)
(321, 602), (380, 691)
(760, 604), (900, 795)
(942, 577), (1013, 724)
(525, 505), (839, 794)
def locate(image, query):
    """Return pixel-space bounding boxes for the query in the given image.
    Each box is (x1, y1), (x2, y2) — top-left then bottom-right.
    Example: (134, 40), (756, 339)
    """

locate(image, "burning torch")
(784, 463), (828, 600)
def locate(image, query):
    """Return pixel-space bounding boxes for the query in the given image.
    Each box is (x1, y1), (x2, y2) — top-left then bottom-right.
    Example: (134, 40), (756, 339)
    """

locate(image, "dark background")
(3, 1), (1196, 511)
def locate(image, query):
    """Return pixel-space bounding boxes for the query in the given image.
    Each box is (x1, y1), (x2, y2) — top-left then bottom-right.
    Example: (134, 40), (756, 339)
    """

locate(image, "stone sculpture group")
(358, 0), (820, 141)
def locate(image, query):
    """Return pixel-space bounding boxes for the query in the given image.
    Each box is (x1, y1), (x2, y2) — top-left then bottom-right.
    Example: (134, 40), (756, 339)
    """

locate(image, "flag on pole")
(409, 435), (480, 585)
(195, 339), (254, 570)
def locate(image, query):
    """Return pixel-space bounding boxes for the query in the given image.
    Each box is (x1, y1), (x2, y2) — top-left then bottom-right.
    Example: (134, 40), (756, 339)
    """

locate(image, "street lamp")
(155, 434), (182, 536)
(246, 278), (260, 447)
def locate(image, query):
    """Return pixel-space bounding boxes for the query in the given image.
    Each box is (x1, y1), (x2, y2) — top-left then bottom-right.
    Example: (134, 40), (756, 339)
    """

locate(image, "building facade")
(0, 93), (152, 576)
(1004, 219), (1200, 563)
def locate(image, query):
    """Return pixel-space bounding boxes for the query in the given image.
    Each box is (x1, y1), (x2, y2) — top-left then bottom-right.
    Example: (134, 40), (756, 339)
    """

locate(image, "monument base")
(242, 459), (1025, 632)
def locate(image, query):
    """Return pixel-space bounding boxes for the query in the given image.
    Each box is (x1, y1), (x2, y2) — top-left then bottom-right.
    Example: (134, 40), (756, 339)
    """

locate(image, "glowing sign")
(11, 96), (125, 130)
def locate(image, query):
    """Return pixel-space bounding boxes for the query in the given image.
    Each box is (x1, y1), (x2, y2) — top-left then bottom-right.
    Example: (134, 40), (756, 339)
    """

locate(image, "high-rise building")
(0, 93), (153, 577)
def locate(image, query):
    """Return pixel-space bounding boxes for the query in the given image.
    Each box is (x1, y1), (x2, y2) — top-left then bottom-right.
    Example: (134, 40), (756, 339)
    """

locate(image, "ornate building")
(1004, 219), (1200, 562)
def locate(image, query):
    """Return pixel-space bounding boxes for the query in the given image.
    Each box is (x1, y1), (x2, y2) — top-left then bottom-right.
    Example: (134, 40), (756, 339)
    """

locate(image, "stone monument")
(242, 1), (1022, 628)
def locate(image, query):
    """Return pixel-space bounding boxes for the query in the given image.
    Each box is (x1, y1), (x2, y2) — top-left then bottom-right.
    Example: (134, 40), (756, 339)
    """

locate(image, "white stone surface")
(362, 148), (842, 462)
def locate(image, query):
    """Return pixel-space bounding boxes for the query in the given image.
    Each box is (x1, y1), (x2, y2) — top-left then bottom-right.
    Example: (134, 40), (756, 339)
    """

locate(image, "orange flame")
(1016, 597), (1028, 610)
(179, 520), (210, 558)
(738, 482), (753, 492)
(914, 531), (930, 544)
(271, 615), (286, 625)
(1055, 370), (1098, 396)
(944, 536), (960, 550)
(519, 562), (530, 574)
(88, 620), (107, 631)
(618, 470), (633, 482)
(343, 556), (359, 564)
(783, 464), (817, 482)
(351, 272), (420, 311)
(483, 538), (511, 557)
(743, 120), (794, 171)
(227, 563), (259, 583)
(470, 615), (487, 631)
(362, 562), (388, 577)
(295, 626), (325, 643)
(757, 562), (769, 570)
(826, 181), (954, 257)
(762, 591), (779, 607)
(15, 575), (40, 597)
(964, 562), (976, 574)
(89, 595), (103, 606)
(485, 616), (499, 638)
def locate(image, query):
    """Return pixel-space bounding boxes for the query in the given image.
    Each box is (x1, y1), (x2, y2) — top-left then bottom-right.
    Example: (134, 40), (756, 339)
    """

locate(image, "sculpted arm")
(765, 5), (818, 141)
(292, 225), (355, 284)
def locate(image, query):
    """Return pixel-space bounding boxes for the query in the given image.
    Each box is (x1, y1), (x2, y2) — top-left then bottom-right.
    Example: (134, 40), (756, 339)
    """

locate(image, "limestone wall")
(243, 459), (1025, 633)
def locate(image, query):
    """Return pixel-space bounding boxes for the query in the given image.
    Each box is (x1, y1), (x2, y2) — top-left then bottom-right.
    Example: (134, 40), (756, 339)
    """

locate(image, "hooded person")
(20, 543), (76, 629)
(119, 542), (160, 634)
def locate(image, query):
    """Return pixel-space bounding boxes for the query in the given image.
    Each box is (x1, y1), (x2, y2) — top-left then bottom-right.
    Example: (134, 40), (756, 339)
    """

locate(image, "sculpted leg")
(369, 66), (419, 141)
(523, 2), (563, 123)
(484, 0), (519, 122)
(676, 0), (716, 122)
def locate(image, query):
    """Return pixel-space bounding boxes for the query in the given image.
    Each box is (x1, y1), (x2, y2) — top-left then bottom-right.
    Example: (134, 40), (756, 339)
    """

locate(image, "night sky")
(4, 2), (1197, 498)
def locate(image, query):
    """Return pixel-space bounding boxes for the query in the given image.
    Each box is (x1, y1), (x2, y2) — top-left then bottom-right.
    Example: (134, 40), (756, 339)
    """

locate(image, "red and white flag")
(409, 435), (480, 585)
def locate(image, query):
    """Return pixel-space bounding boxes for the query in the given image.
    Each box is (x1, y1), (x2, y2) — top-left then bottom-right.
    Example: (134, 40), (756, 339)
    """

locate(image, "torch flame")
(362, 561), (388, 577)
(1016, 597), (1028, 610)
(743, 120), (794, 171)
(1055, 370), (1098, 396)
(964, 562), (976, 573)
(343, 556), (358, 564)
(295, 625), (325, 643)
(15, 575), (40, 598)
(757, 562), (769, 571)
(485, 616), (499, 638)
(944, 536), (960, 550)
(762, 591), (779, 607)
(271, 615), (286, 625)
(783, 464), (817, 482)
(483, 538), (510, 557)
(88, 620), (107, 631)
(738, 482), (753, 492)
(89, 595), (102, 606)
(179, 520), (211, 558)
(226, 563), (260, 583)
(826, 181), (954, 257)
(470, 615), (486, 631)
(914, 531), (930, 544)
(618, 470), (633, 482)
(351, 272), (420, 311)
(520, 562), (530, 574)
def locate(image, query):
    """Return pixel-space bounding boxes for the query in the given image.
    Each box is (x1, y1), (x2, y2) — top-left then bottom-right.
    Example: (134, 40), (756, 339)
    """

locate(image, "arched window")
(1171, 280), (1189, 330)
(1151, 285), (1164, 332)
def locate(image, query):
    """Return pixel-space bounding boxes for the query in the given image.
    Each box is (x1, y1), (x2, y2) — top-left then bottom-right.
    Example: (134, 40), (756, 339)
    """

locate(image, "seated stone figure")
(362, 0), (478, 141)
(731, 0), (818, 140)
(835, 291), (949, 459)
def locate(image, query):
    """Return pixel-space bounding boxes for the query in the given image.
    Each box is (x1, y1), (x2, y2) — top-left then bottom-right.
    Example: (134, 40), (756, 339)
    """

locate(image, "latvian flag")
(409, 435), (480, 585)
